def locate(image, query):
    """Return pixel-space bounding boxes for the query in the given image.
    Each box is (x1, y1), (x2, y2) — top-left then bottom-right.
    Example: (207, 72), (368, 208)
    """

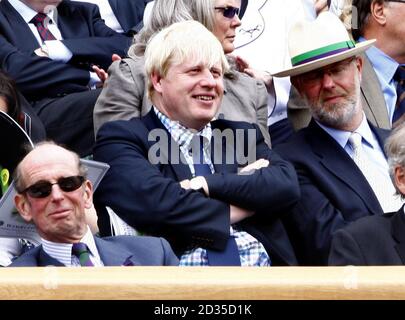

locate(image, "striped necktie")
(348, 132), (403, 213)
(192, 136), (241, 266)
(30, 13), (56, 42)
(393, 66), (405, 127)
(72, 242), (94, 267)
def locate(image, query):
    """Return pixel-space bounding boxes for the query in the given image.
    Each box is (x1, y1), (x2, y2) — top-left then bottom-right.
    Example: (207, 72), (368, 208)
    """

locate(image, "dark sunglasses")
(214, 6), (240, 19)
(21, 175), (85, 198)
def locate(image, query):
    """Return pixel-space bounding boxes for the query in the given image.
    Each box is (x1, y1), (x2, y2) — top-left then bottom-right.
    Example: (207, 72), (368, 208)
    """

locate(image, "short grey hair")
(385, 122), (405, 199)
(13, 141), (87, 194)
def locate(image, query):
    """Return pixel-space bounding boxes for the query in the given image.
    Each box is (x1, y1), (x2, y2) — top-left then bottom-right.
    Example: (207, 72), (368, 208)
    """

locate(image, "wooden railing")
(1, 266), (405, 300)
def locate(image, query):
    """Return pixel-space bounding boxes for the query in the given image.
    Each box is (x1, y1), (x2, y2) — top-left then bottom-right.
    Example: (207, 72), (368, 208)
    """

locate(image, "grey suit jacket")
(287, 54), (391, 131)
(93, 55), (271, 146)
(9, 235), (179, 267)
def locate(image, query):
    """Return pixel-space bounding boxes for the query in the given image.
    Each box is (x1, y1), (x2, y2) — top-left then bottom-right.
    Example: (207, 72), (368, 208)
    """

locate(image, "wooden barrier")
(1, 266), (405, 300)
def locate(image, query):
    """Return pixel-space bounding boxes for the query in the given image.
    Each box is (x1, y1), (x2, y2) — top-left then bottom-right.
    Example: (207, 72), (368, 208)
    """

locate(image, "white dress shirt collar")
(316, 112), (376, 150)
(41, 227), (101, 267)
(9, 0), (57, 24)
(361, 37), (399, 87)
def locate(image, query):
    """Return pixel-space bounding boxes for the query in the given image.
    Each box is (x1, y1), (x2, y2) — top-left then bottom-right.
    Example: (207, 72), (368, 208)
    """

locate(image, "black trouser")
(32, 89), (101, 157)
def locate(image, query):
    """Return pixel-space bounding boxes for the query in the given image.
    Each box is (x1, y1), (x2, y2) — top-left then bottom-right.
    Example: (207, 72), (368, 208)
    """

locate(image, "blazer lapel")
(307, 120), (382, 215)
(108, 0), (118, 13)
(360, 54), (390, 129)
(57, 3), (89, 39)
(107, 0), (126, 29)
(1, 0), (39, 51)
(371, 125), (390, 157)
(94, 237), (141, 266)
(391, 207), (405, 264)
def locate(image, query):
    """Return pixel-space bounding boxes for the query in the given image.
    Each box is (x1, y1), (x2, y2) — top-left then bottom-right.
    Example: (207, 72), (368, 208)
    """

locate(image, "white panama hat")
(272, 11), (376, 78)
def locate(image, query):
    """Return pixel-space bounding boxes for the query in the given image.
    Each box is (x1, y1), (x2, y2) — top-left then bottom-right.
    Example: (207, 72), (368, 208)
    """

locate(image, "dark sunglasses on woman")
(20, 175), (85, 198)
(214, 6), (240, 19)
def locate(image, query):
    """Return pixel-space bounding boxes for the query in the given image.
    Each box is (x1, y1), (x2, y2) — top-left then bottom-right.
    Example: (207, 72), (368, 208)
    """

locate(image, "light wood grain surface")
(1, 266), (405, 300)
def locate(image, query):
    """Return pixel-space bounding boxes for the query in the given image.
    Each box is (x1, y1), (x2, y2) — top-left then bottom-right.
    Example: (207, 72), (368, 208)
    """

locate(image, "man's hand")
(240, 159), (269, 174)
(180, 176), (209, 196)
(180, 179), (191, 189)
(111, 53), (122, 62)
(34, 47), (49, 57)
(92, 64), (108, 85)
(230, 205), (254, 224)
(92, 54), (122, 86)
(235, 55), (274, 93)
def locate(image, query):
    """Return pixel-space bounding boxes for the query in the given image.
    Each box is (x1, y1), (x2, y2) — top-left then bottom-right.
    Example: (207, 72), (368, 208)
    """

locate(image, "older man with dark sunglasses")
(9, 142), (178, 267)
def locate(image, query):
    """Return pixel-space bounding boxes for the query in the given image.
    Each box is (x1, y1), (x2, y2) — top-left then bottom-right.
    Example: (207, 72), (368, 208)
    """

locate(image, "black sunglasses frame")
(21, 175), (85, 198)
(214, 6), (240, 19)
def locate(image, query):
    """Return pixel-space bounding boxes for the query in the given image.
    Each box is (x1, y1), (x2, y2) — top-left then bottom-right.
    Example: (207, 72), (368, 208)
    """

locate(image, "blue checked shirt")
(154, 107), (271, 267)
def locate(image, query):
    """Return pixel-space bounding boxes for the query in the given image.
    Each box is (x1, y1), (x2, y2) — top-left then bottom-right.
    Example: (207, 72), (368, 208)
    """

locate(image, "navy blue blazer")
(0, 0), (131, 101)
(10, 235), (179, 267)
(108, 0), (152, 34)
(275, 119), (390, 265)
(329, 206), (405, 265)
(93, 110), (300, 265)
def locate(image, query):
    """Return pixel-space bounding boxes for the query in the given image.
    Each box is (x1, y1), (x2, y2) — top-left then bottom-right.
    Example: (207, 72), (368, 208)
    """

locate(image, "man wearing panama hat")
(287, 2), (392, 132)
(274, 11), (404, 265)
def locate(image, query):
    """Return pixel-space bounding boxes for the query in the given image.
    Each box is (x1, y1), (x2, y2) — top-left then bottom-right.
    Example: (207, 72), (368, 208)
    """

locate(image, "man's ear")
(370, 0), (387, 26)
(151, 71), (164, 94)
(290, 76), (305, 98)
(355, 55), (363, 80)
(394, 166), (405, 197)
(14, 194), (33, 222)
(83, 180), (93, 210)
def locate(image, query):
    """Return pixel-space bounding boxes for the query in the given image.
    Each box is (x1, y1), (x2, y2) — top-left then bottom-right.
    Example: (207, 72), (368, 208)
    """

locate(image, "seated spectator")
(288, 0), (402, 131)
(351, 0), (404, 128)
(93, 0), (271, 147)
(10, 142), (179, 267)
(329, 122), (405, 265)
(0, 70), (45, 142)
(273, 12), (403, 265)
(0, 0), (132, 156)
(94, 20), (300, 266)
(72, 0), (152, 35)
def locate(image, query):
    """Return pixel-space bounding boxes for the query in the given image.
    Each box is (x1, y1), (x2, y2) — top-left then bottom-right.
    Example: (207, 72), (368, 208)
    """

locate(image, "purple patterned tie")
(30, 13), (56, 42)
(72, 242), (94, 267)
(393, 65), (405, 127)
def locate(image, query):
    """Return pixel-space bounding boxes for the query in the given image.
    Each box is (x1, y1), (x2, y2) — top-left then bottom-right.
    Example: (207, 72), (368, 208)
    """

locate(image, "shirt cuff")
(44, 40), (73, 62)
(88, 71), (101, 89)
